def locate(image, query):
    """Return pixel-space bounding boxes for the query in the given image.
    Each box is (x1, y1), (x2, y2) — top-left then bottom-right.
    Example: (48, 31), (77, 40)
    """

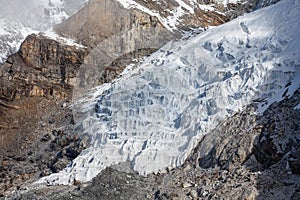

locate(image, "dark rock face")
(0, 97), (86, 196)
(17, 34), (87, 84)
(96, 48), (157, 85)
(288, 146), (300, 174)
(253, 90), (300, 168)
(194, 106), (259, 170)
(16, 34), (87, 85)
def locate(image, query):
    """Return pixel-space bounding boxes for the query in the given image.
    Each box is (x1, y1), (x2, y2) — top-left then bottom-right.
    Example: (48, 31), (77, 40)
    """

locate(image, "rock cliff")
(55, 0), (175, 49)
(0, 34), (87, 100)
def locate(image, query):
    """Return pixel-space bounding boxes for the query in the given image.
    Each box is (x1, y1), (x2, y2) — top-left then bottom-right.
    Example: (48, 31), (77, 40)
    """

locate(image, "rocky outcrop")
(0, 34), (87, 100)
(16, 34), (87, 85)
(192, 106), (259, 170)
(253, 90), (300, 169)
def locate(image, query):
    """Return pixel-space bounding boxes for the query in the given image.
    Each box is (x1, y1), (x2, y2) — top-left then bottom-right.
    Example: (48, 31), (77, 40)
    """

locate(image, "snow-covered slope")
(116, 0), (196, 31)
(0, 19), (34, 63)
(115, 0), (278, 33)
(39, 0), (300, 185)
(0, 0), (87, 63)
(116, 0), (245, 31)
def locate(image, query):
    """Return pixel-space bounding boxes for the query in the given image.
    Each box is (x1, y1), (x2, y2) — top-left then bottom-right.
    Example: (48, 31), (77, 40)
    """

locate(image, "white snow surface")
(116, 0), (179, 31)
(0, 19), (38, 63)
(38, 0), (300, 185)
(42, 29), (86, 48)
(0, 0), (88, 62)
(218, 0), (239, 6)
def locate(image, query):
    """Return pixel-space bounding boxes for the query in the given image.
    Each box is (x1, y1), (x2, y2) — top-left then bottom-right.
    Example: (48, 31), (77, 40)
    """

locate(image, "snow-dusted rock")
(0, 0), (88, 63)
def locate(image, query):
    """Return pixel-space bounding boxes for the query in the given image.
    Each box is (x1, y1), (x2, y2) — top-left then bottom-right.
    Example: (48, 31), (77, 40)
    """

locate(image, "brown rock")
(19, 34), (88, 85)
(0, 34), (88, 101)
(54, 0), (175, 49)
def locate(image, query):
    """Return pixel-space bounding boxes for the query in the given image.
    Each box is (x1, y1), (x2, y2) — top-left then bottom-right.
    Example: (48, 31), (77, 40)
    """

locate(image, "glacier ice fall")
(39, 0), (300, 185)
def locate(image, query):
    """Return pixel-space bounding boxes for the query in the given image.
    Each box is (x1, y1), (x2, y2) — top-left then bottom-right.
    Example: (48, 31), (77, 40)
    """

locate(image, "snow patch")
(199, 4), (216, 12)
(116, 0), (176, 31)
(116, 0), (214, 31)
(218, 0), (240, 6)
(0, 19), (38, 63)
(42, 29), (86, 48)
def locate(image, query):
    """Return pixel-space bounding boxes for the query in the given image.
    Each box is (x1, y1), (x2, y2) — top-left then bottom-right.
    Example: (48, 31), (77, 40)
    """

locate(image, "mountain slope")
(0, 0), (88, 63)
(54, 0), (266, 48)
(21, 89), (299, 200)
(0, 1), (282, 195)
(38, 0), (300, 185)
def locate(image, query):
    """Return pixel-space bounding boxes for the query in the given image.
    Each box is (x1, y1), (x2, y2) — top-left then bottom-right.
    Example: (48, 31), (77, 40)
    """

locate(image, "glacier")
(38, 0), (300, 185)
